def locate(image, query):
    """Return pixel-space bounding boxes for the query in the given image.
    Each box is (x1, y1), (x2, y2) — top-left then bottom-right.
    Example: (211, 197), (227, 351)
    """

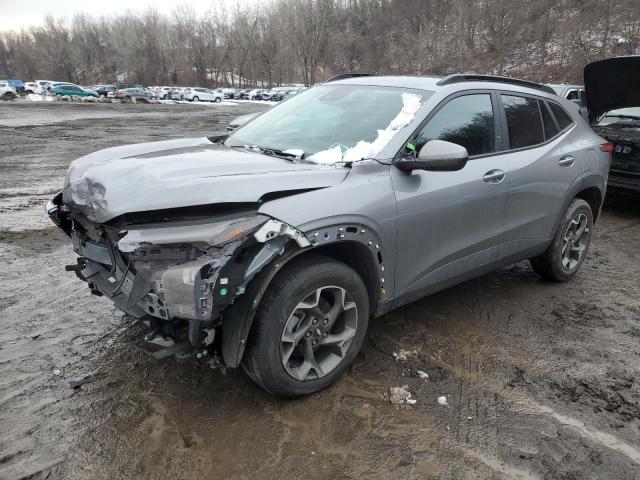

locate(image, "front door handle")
(558, 155), (575, 167)
(483, 169), (505, 183)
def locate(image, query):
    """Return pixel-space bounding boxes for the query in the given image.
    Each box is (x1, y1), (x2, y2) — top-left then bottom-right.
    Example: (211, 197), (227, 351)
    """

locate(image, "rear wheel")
(531, 198), (593, 281)
(215, 97), (222, 103)
(242, 255), (369, 397)
(192, 96), (199, 102)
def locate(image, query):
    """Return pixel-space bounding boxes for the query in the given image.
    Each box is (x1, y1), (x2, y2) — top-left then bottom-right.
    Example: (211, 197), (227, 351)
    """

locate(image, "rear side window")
(416, 94), (495, 156)
(502, 95), (544, 149)
(548, 102), (574, 131)
(540, 101), (559, 140)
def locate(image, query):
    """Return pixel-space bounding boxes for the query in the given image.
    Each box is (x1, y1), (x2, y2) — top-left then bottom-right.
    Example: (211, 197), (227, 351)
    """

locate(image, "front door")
(392, 92), (511, 305)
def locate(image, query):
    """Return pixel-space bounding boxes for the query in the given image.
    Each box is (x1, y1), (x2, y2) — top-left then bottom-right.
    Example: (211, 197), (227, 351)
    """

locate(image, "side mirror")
(395, 140), (469, 172)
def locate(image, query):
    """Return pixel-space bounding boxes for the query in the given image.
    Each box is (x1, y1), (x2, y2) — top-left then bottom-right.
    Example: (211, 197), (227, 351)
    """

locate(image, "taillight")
(599, 143), (614, 153)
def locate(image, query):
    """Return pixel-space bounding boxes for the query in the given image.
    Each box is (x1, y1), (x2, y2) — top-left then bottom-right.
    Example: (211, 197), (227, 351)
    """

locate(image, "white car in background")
(34, 80), (55, 94)
(0, 81), (17, 98)
(158, 86), (179, 100)
(183, 87), (223, 102)
(24, 82), (36, 93)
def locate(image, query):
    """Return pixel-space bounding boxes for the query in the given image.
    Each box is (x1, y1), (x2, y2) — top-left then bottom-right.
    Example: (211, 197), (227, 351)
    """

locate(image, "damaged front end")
(46, 191), (310, 359)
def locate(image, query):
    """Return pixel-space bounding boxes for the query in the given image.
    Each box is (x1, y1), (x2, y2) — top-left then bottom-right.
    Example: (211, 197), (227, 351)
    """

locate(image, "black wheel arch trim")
(220, 220), (387, 368)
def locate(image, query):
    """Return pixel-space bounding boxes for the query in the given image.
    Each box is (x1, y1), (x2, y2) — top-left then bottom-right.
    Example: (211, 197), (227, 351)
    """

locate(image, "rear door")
(392, 91), (511, 303)
(497, 93), (582, 262)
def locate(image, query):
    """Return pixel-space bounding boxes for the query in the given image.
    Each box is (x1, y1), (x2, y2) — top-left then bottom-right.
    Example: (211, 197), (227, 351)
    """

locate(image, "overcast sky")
(0, 0), (262, 32)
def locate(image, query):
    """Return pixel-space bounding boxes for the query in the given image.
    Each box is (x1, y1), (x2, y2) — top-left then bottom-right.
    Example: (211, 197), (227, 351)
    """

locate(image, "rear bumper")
(608, 170), (640, 192)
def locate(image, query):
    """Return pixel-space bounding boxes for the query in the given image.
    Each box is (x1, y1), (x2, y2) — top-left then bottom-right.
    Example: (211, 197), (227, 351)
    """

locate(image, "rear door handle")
(558, 155), (575, 167)
(483, 169), (505, 183)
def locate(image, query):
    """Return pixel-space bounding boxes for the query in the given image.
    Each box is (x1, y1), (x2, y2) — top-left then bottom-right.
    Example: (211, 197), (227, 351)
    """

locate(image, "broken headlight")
(117, 214), (269, 253)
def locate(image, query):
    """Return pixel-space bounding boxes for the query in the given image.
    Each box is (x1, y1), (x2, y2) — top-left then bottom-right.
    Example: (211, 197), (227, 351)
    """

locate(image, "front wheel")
(242, 255), (370, 397)
(215, 97), (222, 103)
(531, 198), (593, 281)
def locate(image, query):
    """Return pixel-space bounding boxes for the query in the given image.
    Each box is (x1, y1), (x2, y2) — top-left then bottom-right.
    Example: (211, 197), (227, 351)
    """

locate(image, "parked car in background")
(0, 81), (17, 98)
(269, 90), (286, 101)
(220, 88), (235, 99)
(548, 84), (585, 102)
(157, 86), (178, 100)
(113, 88), (154, 102)
(34, 80), (54, 94)
(51, 84), (99, 97)
(248, 89), (271, 100)
(233, 89), (250, 100)
(47, 73), (609, 397)
(7, 80), (24, 93)
(174, 87), (190, 100)
(23, 82), (36, 93)
(183, 87), (223, 102)
(92, 85), (115, 97)
(586, 56), (640, 193)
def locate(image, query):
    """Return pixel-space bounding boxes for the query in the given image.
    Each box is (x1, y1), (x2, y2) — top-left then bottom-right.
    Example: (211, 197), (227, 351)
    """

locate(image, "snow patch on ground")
(437, 395), (448, 406)
(307, 92), (422, 165)
(388, 385), (416, 405)
(22, 94), (56, 102)
(392, 348), (420, 362)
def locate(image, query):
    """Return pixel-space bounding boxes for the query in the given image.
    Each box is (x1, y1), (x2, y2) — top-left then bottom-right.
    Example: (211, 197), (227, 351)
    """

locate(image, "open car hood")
(584, 56), (640, 123)
(62, 137), (349, 223)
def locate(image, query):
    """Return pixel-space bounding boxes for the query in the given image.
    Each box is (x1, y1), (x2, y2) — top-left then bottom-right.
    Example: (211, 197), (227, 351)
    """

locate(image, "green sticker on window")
(220, 287), (228, 296)
(406, 143), (416, 152)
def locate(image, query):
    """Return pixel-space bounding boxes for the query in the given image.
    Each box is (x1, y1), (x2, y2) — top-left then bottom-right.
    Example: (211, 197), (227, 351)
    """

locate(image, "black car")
(587, 57), (640, 193)
(269, 91), (286, 101)
(94, 85), (115, 97)
(233, 89), (250, 100)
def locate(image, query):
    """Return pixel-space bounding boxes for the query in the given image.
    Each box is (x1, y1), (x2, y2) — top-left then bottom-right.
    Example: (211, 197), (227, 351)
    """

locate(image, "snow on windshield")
(306, 92), (423, 165)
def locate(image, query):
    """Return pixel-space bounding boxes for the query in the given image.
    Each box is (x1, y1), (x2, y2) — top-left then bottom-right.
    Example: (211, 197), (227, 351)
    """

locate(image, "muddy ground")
(1, 102), (639, 480)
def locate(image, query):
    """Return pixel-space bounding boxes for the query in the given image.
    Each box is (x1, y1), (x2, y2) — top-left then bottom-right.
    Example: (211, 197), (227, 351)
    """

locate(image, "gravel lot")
(1, 102), (639, 480)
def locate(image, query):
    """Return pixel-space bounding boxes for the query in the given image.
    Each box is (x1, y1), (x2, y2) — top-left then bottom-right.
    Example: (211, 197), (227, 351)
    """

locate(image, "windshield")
(604, 107), (640, 119)
(225, 84), (430, 164)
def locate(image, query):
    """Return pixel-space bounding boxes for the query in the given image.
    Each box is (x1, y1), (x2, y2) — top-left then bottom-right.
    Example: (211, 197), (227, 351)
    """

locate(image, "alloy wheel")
(280, 286), (358, 381)
(561, 212), (590, 271)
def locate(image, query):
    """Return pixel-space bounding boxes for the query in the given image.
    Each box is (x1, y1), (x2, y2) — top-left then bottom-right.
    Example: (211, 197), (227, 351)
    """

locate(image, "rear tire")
(192, 96), (199, 102)
(531, 198), (593, 281)
(215, 97), (222, 103)
(242, 255), (369, 397)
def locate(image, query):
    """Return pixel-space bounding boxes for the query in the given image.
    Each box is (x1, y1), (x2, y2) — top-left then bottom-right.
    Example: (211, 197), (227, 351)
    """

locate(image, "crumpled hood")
(63, 137), (349, 223)
(584, 56), (640, 123)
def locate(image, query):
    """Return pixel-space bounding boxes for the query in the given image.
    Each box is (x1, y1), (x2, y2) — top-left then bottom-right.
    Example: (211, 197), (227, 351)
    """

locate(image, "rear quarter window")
(540, 101), (560, 140)
(548, 102), (574, 131)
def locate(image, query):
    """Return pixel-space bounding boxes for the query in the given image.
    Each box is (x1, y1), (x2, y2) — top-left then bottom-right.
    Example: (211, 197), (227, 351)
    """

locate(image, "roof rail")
(326, 73), (372, 82)
(436, 74), (556, 95)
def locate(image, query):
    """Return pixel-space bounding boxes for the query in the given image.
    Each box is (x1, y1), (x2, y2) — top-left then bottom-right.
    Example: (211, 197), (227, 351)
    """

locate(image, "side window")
(501, 95), (544, 149)
(548, 102), (574, 131)
(540, 101), (559, 140)
(565, 89), (579, 101)
(416, 94), (495, 156)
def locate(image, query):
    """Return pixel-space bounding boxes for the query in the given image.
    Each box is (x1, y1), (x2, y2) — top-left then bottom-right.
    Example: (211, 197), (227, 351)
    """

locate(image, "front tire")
(242, 255), (369, 397)
(531, 198), (593, 281)
(215, 97), (222, 103)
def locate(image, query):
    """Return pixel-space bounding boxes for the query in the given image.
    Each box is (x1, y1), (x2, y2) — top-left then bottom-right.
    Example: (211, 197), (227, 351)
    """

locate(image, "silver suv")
(47, 73), (610, 397)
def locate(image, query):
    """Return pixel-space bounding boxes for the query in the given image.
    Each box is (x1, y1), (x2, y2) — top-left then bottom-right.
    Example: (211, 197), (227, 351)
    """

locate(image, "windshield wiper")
(229, 144), (304, 161)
